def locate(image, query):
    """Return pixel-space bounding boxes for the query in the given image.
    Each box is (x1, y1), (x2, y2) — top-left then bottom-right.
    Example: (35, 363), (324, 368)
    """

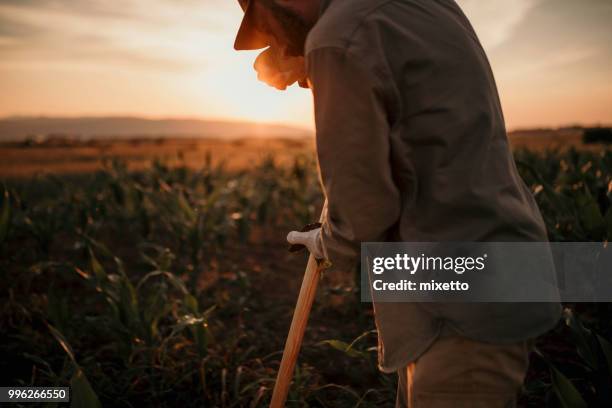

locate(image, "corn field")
(0, 148), (611, 407)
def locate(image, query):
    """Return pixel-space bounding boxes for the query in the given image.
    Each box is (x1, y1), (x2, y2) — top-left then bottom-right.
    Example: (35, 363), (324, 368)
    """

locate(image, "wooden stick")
(270, 208), (327, 407)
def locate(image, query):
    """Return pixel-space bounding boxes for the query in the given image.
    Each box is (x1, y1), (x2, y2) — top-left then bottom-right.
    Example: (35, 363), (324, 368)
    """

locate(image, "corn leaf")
(317, 339), (369, 359)
(46, 323), (103, 408)
(71, 369), (102, 408)
(597, 334), (612, 374)
(550, 365), (587, 408)
(563, 308), (598, 370)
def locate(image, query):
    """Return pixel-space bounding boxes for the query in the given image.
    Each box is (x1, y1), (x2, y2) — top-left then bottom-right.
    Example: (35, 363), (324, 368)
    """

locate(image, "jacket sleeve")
(307, 46), (401, 273)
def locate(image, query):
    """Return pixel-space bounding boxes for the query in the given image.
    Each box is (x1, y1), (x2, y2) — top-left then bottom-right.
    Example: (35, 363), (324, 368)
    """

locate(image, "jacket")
(306, 0), (561, 372)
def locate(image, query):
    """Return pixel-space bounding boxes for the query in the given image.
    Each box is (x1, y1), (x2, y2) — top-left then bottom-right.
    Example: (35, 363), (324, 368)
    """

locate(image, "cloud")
(0, 0), (609, 129)
(485, 0), (612, 77)
(470, 0), (612, 128)
(456, 0), (541, 50)
(0, 0), (240, 72)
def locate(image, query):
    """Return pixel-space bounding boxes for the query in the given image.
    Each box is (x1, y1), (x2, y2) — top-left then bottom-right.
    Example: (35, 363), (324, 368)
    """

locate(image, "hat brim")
(234, 0), (269, 50)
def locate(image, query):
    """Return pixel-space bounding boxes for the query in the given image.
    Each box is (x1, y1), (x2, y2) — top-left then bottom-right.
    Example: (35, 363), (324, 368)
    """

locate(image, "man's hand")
(254, 47), (308, 90)
(286, 226), (324, 259)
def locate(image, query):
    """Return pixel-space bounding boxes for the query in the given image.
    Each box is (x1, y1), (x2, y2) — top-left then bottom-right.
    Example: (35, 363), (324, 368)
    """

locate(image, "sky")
(0, 0), (610, 130)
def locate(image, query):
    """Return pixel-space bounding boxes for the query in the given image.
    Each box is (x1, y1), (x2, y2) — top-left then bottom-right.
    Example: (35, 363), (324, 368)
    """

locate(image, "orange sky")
(0, 0), (610, 130)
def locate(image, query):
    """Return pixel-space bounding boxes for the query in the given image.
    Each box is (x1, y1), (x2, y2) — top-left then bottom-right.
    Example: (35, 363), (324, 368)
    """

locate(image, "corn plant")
(1, 148), (610, 407)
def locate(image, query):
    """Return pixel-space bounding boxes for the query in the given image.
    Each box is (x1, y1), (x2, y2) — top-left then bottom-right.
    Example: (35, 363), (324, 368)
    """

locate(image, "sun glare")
(200, 51), (313, 127)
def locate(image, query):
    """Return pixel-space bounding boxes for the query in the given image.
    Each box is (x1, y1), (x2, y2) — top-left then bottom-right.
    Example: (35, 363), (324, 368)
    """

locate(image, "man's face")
(252, 0), (313, 56)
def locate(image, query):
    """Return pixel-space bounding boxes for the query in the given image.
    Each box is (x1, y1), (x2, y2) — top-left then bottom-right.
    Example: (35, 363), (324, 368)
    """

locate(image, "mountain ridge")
(0, 116), (312, 141)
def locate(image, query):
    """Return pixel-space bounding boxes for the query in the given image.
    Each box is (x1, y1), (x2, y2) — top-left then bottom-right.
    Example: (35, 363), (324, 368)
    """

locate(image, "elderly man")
(233, 0), (560, 406)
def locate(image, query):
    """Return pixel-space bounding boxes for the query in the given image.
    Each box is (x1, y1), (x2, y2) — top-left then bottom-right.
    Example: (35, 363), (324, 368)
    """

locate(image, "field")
(0, 137), (313, 178)
(1, 132), (611, 407)
(0, 127), (605, 178)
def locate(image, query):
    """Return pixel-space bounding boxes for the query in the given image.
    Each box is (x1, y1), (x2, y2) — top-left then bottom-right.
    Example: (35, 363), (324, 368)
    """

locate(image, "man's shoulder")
(305, 0), (393, 54)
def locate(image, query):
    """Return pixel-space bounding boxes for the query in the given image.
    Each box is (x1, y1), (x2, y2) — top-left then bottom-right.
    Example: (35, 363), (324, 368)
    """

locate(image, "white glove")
(286, 227), (325, 259)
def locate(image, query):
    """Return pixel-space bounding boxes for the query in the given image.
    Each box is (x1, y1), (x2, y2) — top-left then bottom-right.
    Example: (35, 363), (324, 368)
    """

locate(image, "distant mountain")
(0, 116), (312, 141)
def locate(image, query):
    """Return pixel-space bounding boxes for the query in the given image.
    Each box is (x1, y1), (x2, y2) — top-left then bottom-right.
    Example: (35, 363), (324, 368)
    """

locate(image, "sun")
(199, 51), (313, 127)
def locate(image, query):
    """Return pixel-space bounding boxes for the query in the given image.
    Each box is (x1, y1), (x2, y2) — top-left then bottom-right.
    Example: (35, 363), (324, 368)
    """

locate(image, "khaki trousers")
(396, 336), (533, 408)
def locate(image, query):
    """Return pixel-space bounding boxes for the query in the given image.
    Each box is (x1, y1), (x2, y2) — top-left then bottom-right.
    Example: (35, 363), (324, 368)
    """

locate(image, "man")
(234, 0), (561, 406)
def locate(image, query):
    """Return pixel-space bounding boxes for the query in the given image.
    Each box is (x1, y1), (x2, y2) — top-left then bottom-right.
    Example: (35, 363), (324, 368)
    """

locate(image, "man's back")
(307, 0), (547, 244)
(305, 0), (561, 372)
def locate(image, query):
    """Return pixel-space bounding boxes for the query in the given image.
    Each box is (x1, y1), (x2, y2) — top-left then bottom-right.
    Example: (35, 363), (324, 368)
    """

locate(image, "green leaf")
(177, 191), (197, 223)
(47, 323), (78, 367)
(184, 294), (199, 313)
(47, 323), (102, 408)
(317, 339), (369, 359)
(597, 334), (612, 374)
(118, 277), (139, 330)
(576, 191), (606, 237)
(550, 365), (587, 408)
(89, 248), (107, 282)
(141, 285), (170, 342)
(82, 235), (126, 277)
(70, 369), (102, 408)
(347, 329), (377, 350)
(563, 308), (598, 370)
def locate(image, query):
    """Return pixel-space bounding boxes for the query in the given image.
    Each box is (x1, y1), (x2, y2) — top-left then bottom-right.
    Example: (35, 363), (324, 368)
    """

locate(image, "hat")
(234, 0), (269, 50)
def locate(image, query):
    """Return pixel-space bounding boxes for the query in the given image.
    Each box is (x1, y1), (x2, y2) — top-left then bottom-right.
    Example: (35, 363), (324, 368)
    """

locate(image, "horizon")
(1, 115), (610, 140)
(1, 113), (611, 130)
(0, 0), (611, 129)
(0, 114), (311, 129)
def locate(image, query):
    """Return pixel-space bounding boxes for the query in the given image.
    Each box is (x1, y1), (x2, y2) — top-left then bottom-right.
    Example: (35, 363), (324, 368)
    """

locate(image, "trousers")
(395, 335), (534, 408)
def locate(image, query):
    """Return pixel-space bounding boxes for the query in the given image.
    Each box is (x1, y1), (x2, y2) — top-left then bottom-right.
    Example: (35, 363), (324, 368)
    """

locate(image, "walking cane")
(270, 207), (327, 407)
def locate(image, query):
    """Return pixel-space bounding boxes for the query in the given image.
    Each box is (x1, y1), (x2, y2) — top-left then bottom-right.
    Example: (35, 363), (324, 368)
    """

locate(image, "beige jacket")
(306, 0), (561, 372)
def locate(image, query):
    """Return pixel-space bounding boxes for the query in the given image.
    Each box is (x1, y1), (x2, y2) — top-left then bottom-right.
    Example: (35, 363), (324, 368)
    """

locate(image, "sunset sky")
(0, 0), (610, 130)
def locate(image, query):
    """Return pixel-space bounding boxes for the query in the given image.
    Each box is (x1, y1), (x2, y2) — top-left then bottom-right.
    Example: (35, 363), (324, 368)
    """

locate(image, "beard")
(262, 1), (313, 56)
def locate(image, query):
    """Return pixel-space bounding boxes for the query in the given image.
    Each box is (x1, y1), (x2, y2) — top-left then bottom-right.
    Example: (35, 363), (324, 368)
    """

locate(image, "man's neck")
(303, 0), (323, 26)
(319, 0), (332, 16)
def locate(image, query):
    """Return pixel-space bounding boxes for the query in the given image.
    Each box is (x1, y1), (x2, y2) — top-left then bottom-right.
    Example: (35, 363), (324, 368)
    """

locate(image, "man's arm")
(307, 46), (401, 272)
